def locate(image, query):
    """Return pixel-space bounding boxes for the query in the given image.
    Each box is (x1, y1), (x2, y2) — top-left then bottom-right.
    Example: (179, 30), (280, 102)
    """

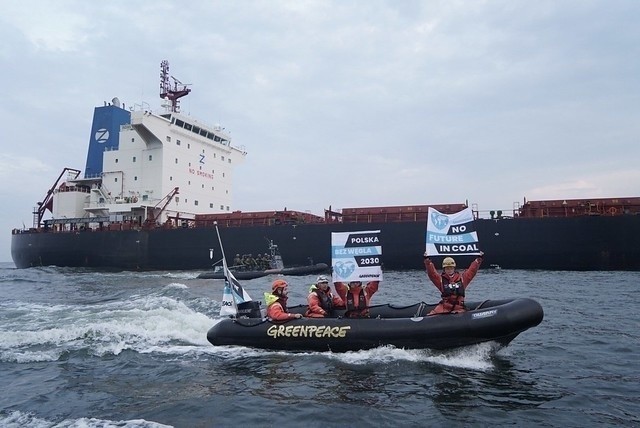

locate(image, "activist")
(423, 251), (483, 315)
(265, 279), (303, 321)
(334, 280), (379, 318)
(305, 275), (345, 318)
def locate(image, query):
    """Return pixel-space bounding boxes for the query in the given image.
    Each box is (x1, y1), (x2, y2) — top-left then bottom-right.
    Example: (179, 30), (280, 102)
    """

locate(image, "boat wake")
(0, 410), (171, 428)
(0, 294), (216, 363)
(204, 341), (502, 371)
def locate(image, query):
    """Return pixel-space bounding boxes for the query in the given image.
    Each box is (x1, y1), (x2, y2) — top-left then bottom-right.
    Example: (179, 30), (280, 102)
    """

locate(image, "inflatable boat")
(197, 263), (330, 280)
(206, 298), (544, 352)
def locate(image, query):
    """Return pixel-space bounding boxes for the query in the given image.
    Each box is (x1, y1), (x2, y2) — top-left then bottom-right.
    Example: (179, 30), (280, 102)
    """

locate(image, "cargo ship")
(10, 62), (640, 271)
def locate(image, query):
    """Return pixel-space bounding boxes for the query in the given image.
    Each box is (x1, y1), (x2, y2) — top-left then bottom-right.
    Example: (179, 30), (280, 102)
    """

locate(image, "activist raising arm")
(423, 252), (483, 315)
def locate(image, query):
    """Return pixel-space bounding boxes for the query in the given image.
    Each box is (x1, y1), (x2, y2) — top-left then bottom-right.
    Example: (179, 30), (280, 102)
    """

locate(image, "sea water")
(0, 263), (638, 427)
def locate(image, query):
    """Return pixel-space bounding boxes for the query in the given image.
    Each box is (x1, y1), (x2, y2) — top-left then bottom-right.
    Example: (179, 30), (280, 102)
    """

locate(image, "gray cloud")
(2, 0), (639, 262)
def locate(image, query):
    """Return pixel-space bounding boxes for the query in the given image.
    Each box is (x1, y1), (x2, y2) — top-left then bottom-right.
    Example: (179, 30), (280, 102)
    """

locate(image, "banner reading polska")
(331, 230), (383, 283)
(425, 207), (481, 256)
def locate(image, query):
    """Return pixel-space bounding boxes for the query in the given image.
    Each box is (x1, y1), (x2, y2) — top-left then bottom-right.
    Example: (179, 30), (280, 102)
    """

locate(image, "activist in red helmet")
(423, 251), (484, 315)
(264, 279), (303, 321)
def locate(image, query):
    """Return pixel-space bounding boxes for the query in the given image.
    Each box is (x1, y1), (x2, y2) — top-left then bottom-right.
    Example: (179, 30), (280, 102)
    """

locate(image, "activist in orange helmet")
(264, 279), (303, 321)
(423, 251), (483, 315)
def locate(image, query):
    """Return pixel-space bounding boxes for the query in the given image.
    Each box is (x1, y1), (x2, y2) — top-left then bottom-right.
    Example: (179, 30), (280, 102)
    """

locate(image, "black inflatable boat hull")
(206, 298), (543, 352)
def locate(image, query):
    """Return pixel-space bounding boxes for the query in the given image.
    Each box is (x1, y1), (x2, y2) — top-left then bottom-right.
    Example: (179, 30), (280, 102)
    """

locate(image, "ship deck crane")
(145, 187), (179, 227)
(34, 167), (81, 228)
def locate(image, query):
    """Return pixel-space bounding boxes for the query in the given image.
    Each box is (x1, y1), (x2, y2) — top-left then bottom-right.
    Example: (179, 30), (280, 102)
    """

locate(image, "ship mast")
(159, 60), (191, 113)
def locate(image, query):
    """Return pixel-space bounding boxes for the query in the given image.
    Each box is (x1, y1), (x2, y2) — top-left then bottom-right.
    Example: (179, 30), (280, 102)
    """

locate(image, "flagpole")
(214, 222), (228, 270)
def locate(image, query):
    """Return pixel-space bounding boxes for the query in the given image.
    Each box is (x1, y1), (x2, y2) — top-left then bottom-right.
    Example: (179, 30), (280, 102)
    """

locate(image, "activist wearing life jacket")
(423, 252), (483, 315)
(305, 275), (345, 318)
(264, 279), (303, 321)
(334, 280), (380, 318)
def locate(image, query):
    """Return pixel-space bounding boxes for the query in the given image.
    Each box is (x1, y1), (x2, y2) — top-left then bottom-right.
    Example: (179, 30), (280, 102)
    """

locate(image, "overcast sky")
(1, 1), (639, 263)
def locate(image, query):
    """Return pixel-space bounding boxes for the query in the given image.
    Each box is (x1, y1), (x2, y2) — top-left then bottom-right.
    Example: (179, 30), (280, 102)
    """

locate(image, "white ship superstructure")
(43, 61), (246, 231)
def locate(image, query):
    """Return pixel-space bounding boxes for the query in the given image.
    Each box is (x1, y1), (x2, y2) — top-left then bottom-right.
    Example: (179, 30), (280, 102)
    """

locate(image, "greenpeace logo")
(472, 309), (497, 319)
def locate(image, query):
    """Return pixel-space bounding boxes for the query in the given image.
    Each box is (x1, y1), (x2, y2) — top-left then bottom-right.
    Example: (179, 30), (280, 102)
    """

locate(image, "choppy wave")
(0, 411), (172, 428)
(1, 265), (639, 427)
(0, 294), (216, 362)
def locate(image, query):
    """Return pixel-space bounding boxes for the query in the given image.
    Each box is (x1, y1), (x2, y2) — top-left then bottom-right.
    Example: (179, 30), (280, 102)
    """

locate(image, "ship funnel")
(112, 97), (121, 108)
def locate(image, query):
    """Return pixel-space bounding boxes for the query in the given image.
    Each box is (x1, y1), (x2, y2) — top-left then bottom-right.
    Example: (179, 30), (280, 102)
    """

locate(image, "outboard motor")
(236, 301), (263, 318)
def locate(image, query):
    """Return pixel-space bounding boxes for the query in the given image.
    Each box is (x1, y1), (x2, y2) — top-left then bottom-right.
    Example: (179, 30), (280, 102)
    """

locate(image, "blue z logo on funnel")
(431, 212), (449, 230)
(334, 261), (356, 279)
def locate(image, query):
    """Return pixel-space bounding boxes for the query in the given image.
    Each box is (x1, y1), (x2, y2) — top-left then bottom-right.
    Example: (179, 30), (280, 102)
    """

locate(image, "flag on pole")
(215, 223), (253, 317)
(425, 207), (481, 256)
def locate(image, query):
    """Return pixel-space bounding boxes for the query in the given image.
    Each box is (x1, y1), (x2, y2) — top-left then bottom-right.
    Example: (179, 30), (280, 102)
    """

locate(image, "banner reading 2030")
(331, 230), (383, 283)
(425, 207), (481, 256)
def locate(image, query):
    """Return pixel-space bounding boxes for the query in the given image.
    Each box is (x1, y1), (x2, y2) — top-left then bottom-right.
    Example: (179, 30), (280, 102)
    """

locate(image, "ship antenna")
(159, 60), (191, 113)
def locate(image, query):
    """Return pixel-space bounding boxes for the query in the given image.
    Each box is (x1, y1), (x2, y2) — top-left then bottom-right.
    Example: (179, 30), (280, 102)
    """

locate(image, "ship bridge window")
(192, 126), (201, 134)
(184, 123), (192, 131)
(214, 136), (221, 142)
(206, 132), (214, 140)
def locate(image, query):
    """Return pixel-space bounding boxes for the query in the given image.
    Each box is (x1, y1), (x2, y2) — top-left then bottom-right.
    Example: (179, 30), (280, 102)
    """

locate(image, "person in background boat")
(423, 251), (483, 315)
(305, 275), (345, 318)
(265, 279), (303, 321)
(334, 280), (379, 318)
(233, 253), (242, 268)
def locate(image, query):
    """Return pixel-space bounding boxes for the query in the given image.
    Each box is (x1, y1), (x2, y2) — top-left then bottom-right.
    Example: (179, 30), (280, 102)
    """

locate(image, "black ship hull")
(11, 215), (640, 271)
